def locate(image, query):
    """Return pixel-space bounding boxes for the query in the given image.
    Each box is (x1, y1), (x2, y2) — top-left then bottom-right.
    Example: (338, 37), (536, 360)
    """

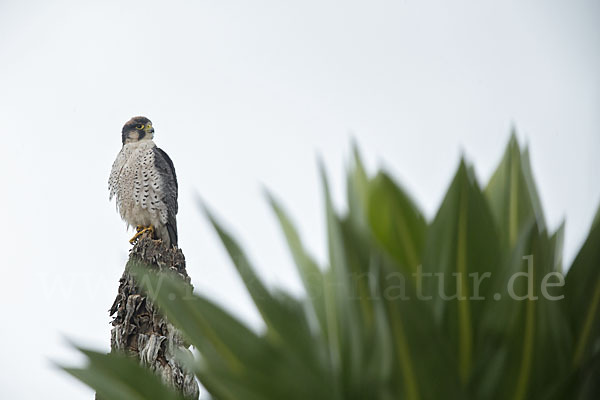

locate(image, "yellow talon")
(129, 225), (155, 244)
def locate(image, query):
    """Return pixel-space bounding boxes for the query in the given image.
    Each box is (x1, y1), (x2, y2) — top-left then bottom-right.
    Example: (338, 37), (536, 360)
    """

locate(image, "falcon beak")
(145, 124), (155, 135)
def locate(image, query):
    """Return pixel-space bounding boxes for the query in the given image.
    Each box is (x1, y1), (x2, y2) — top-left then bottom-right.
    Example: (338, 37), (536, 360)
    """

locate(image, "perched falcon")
(109, 116), (178, 247)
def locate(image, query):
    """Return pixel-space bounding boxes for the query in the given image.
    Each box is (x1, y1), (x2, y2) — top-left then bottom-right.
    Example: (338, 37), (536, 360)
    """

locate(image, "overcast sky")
(0, 0), (598, 398)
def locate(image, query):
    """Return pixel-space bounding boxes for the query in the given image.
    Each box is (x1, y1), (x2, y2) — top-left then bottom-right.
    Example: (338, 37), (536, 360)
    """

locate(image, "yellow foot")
(129, 225), (155, 244)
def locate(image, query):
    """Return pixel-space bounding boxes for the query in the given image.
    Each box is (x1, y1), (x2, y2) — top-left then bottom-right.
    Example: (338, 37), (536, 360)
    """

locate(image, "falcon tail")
(166, 222), (178, 247)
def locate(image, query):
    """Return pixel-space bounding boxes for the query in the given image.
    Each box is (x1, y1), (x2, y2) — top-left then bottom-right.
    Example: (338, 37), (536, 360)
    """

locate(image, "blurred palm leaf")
(61, 347), (184, 400)
(63, 135), (600, 399)
(422, 159), (501, 385)
(566, 205), (600, 379)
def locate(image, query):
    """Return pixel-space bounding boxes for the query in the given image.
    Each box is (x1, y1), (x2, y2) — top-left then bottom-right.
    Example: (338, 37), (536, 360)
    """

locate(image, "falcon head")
(122, 116), (155, 144)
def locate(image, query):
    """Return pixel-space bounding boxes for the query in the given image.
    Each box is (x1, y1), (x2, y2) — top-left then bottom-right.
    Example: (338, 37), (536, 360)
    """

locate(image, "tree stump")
(106, 235), (199, 399)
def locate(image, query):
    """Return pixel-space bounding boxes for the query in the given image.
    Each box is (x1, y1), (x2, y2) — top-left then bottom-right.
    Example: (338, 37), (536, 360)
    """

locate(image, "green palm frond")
(62, 135), (600, 400)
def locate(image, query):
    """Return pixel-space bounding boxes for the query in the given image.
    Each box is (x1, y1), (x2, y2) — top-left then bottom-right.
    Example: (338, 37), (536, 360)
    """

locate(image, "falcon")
(109, 116), (178, 247)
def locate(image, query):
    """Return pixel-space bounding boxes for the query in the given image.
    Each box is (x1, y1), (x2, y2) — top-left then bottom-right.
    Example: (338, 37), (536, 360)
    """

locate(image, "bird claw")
(129, 225), (155, 244)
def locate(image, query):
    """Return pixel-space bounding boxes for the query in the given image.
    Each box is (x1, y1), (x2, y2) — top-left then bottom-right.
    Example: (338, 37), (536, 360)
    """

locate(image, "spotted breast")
(108, 140), (174, 246)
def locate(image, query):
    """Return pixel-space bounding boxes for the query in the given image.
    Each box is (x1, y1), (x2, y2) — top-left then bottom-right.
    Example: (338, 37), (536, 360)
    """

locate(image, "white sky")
(0, 0), (598, 398)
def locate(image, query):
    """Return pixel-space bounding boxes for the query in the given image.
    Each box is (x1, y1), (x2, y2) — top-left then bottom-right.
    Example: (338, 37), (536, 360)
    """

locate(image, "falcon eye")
(136, 124), (145, 130)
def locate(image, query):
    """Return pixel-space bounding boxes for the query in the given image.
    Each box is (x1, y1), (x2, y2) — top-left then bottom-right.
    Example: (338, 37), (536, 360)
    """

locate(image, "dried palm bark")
(104, 235), (199, 399)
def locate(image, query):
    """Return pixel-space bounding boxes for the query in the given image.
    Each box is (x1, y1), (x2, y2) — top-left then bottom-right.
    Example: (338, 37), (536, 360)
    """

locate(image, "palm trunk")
(105, 235), (199, 399)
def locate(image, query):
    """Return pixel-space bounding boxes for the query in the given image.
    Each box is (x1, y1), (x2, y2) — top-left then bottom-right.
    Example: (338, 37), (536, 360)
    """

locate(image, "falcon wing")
(153, 146), (178, 246)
